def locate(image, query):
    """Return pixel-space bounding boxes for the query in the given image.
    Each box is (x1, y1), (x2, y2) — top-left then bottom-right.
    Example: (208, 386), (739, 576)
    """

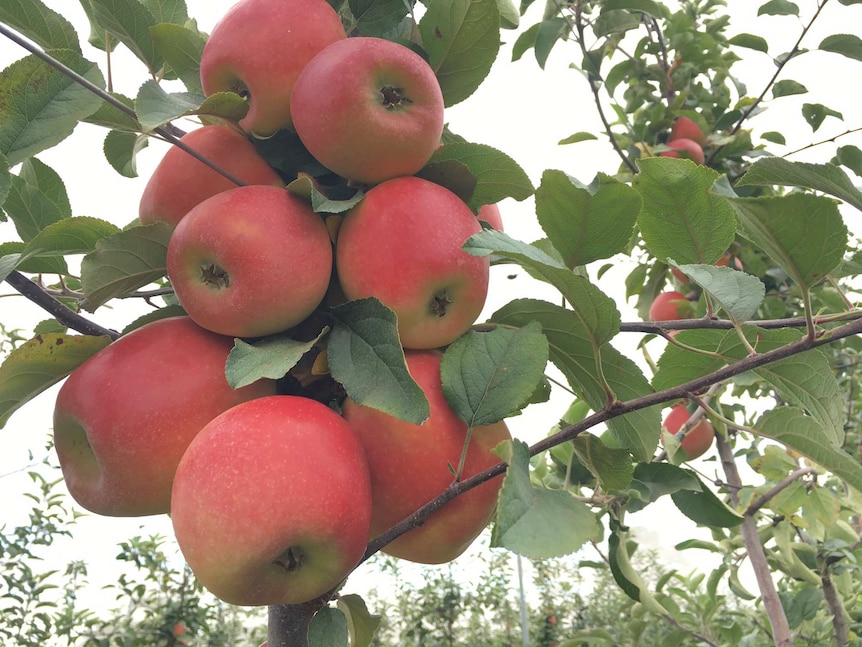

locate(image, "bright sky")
(2, 0), (861, 623)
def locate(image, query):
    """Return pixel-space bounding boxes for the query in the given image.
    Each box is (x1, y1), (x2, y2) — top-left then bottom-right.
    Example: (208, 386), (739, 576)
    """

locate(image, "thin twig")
(744, 467), (816, 517)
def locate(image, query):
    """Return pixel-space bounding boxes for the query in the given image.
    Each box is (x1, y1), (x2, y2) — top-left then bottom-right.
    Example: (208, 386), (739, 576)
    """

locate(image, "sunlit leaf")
(226, 329), (329, 389)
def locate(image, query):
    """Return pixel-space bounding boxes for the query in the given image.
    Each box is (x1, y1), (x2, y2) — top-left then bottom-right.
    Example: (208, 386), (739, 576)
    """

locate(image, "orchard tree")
(2, 0), (862, 646)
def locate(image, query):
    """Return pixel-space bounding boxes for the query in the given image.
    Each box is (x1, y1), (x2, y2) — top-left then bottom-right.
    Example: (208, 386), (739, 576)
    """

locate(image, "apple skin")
(670, 116), (707, 145)
(648, 290), (689, 322)
(171, 395), (372, 606)
(661, 403), (715, 460)
(660, 138), (705, 165)
(477, 203), (504, 232)
(52, 316), (276, 517)
(199, 0), (347, 137)
(139, 125), (283, 227)
(335, 176), (489, 349)
(291, 37), (444, 185)
(342, 350), (511, 564)
(167, 185), (333, 338)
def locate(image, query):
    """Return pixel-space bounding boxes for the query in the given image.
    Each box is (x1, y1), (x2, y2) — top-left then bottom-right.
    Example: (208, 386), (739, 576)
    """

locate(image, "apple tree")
(3, 0), (862, 646)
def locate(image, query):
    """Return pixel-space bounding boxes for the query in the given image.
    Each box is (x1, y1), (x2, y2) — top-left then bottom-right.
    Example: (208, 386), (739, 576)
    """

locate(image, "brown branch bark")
(744, 467), (816, 517)
(267, 601), (324, 647)
(821, 569), (849, 646)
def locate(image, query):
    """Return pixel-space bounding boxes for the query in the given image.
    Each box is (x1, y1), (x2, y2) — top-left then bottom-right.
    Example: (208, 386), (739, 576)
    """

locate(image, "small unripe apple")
(291, 37), (444, 185)
(661, 403), (715, 460)
(670, 116), (707, 145)
(648, 290), (690, 321)
(660, 138), (705, 165)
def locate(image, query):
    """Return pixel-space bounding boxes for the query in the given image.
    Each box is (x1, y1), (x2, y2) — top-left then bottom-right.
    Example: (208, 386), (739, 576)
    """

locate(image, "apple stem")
(267, 602), (321, 647)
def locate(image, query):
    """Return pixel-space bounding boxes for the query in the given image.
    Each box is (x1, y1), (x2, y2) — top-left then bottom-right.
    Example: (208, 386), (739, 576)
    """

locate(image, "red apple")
(660, 138), (705, 165)
(167, 185), (332, 338)
(52, 317), (276, 516)
(199, 0), (347, 137)
(342, 350), (511, 564)
(139, 125), (283, 227)
(661, 403), (715, 460)
(291, 37), (444, 184)
(648, 290), (689, 321)
(478, 203), (504, 231)
(335, 176), (489, 349)
(171, 395), (372, 606)
(670, 116), (707, 145)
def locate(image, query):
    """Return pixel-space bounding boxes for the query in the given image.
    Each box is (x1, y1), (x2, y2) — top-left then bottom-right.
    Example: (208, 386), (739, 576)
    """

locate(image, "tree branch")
(744, 467), (816, 517)
(268, 600), (324, 647)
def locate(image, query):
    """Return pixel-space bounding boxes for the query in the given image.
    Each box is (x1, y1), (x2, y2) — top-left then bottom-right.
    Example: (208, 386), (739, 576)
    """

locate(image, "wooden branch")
(268, 601), (323, 647)
(744, 467), (816, 517)
(821, 569), (850, 646)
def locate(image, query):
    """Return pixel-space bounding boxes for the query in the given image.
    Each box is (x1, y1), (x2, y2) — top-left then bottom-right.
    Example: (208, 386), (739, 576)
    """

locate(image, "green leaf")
(337, 594), (381, 647)
(557, 132), (598, 145)
(196, 91), (250, 123)
(3, 170), (67, 241)
(772, 79), (807, 97)
(0, 332), (112, 428)
(758, 0), (799, 16)
(308, 607), (349, 647)
(536, 170), (640, 268)
(820, 33), (862, 61)
(0, 0), (81, 52)
(0, 152), (10, 209)
(19, 157), (71, 218)
(347, 0), (410, 36)
(571, 433), (634, 492)
(728, 33), (768, 53)
(836, 145), (862, 177)
(670, 473), (743, 527)
(149, 22), (206, 94)
(87, 0), (163, 73)
(225, 329), (328, 389)
(21, 216), (120, 260)
(440, 321), (549, 427)
(0, 50), (105, 165)
(727, 193), (847, 290)
(134, 79), (203, 131)
(607, 521), (668, 613)
(79, 222), (172, 311)
(492, 299), (659, 461)
(82, 92), (141, 131)
(103, 129), (149, 178)
(327, 298), (429, 425)
(628, 462), (700, 513)
(593, 9), (640, 37)
(600, 0), (664, 17)
(801, 103), (843, 132)
(496, 0), (519, 28)
(140, 0), (187, 25)
(761, 131), (786, 145)
(0, 244), (67, 278)
(737, 157), (862, 211)
(634, 157), (737, 265)
(492, 439), (603, 558)
(757, 407), (862, 494)
(667, 261), (765, 322)
(120, 304), (186, 334)
(419, 0), (501, 106)
(422, 142), (534, 210)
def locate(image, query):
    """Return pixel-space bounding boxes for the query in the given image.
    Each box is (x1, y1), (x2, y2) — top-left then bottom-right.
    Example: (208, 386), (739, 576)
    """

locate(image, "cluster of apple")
(51, 0), (510, 608)
(658, 116), (708, 165)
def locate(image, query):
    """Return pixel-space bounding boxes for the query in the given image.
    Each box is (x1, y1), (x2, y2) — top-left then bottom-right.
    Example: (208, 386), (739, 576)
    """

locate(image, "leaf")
(421, 142), (534, 210)
(82, 92), (141, 131)
(727, 192), (847, 290)
(149, 22), (207, 94)
(496, 0), (519, 28)
(758, 0), (799, 16)
(772, 79), (807, 97)
(836, 144), (862, 177)
(0, 332), (112, 428)
(87, 0), (163, 74)
(756, 407), (862, 494)
(557, 131), (598, 145)
(337, 594), (381, 647)
(593, 9), (641, 37)
(225, 329), (328, 389)
(440, 321), (549, 427)
(134, 79), (203, 131)
(534, 17), (569, 68)
(634, 157), (737, 265)
(670, 473), (743, 527)
(0, 0), (81, 52)
(347, 0), (410, 36)
(627, 462), (700, 513)
(308, 607), (349, 647)
(103, 129), (149, 178)
(21, 216), (120, 259)
(418, 0), (501, 106)
(571, 433), (634, 492)
(491, 439), (603, 558)
(737, 157), (862, 212)
(667, 261), (765, 322)
(3, 170), (67, 241)
(491, 299), (659, 461)
(327, 298), (429, 425)
(801, 103), (843, 132)
(0, 50), (105, 165)
(140, 0), (187, 25)
(761, 131), (786, 145)
(79, 222), (172, 311)
(607, 520), (668, 613)
(600, 0), (664, 17)
(820, 33), (862, 61)
(728, 33), (768, 53)
(536, 170), (640, 268)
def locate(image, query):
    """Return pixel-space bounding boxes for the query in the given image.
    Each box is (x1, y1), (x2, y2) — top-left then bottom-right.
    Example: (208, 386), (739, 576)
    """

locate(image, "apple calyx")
(200, 263), (231, 289)
(430, 290), (454, 317)
(380, 85), (412, 110)
(274, 546), (306, 573)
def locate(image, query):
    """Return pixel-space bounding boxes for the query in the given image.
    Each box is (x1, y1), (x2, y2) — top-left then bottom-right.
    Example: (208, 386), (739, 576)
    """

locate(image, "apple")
(167, 185), (332, 338)
(659, 138), (705, 165)
(52, 316), (276, 517)
(661, 403), (715, 460)
(291, 37), (445, 185)
(648, 290), (690, 321)
(673, 252), (744, 284)
(170, 395), (372, 606)
(342, 350), (511, 564)
(670, 116), (707, 145)
(335, 176), (489, 349)
(138, 125), (283, 227)
(199, 0), (347, 137)
(478, 203), (504, 231)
